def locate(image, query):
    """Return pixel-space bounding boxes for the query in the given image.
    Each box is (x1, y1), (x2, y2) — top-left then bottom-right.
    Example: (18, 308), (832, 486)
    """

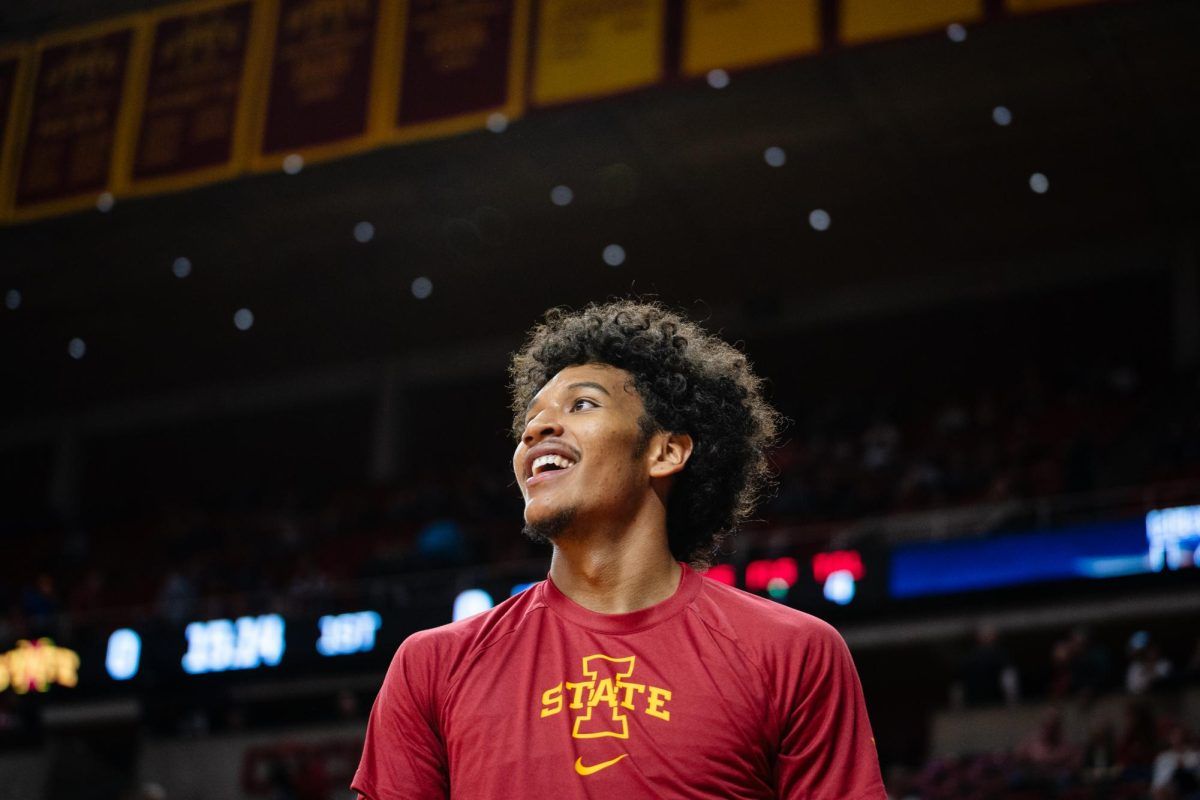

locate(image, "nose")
(522, 412), (564, 446)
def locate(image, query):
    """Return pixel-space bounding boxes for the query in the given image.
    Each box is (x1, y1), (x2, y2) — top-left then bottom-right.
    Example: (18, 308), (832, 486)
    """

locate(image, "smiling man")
(352, 301), (886, 800)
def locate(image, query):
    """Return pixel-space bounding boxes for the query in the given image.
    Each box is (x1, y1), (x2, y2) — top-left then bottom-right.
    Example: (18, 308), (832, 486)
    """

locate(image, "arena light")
(763, 147), (786, 168)
(411, 277), (433, 299)
(703, 564), (736, 586)
(317, 611), (381, 657)
(809, 209), (831, 231)
(946, 23), (967, 42)
(511, 582), (537, 596)
(745, 558), (798, 599)
(234, 308), (254, 330)
(182, 614), (286, 675)
(354, 221), (375, 243)
(812, 551), (865, 606)
(992, 106), (1012, 126)
(453, 589), (494, 621)
(68, 338), (86, 360)
(1029, 172), (1049, 194)
(602, 244), (626, 267)
(550, 185), (573, 206)
(706, 69), (730, 89)
(486, 112), (508, 133)
(96, 192), (114, 212)
(282, 154), (303, 174)
(106, 629), (141, 680)
(1146, 504), (1200, 571)
(172, 257), (192, 278)
(5, 289), (21, 310)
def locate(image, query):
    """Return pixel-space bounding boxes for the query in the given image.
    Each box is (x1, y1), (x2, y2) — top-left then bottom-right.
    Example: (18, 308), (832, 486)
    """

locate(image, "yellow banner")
(0, 44), (32, 222)
(681, 0), (820, 76)
(840, 0), (981, 45)
(1006, 0), (1099, 13)
(532, 0), (665, 107)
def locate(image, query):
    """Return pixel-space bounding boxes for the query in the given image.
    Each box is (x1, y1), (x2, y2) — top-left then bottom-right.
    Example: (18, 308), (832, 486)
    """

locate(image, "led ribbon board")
(182, 614), (285, 674)
(0, 638), (80, 694)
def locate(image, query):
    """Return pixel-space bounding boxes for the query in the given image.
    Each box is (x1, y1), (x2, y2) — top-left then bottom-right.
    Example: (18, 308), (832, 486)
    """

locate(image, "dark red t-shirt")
(353, 564), (885, 799)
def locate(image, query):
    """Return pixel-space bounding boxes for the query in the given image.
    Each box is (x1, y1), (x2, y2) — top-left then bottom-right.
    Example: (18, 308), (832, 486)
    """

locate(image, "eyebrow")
(525, 380), (612, 416)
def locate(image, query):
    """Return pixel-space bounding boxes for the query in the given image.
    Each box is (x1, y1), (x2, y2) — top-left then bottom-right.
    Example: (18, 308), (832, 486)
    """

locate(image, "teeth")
(532, 454), (576, 475)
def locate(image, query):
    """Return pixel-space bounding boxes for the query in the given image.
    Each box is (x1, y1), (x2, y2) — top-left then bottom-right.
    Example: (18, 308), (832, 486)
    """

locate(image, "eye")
(571, 397), (598, 412)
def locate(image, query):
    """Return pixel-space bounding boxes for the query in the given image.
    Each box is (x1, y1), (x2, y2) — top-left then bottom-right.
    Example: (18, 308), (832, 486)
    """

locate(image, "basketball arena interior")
(1, 0), (1198, 798)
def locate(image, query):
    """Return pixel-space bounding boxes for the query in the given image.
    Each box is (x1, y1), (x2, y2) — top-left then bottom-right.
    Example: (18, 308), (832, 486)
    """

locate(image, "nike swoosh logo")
(574, 754), (627, 776)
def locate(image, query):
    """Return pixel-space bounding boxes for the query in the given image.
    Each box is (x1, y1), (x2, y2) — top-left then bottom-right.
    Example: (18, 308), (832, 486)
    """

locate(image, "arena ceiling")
(0, 0), (1197, 421)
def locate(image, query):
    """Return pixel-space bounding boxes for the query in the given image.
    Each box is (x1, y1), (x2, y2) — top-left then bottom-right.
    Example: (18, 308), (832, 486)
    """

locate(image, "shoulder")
(693, 576), (844, 646)
(690, 576), (853, 687)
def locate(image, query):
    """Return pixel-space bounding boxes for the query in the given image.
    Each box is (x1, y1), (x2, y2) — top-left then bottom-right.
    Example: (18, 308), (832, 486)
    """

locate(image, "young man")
(352, 301), (886, 799)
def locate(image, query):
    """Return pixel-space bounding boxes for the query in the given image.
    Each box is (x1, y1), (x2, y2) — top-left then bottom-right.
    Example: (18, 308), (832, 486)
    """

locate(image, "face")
(513, 363), (655, 540)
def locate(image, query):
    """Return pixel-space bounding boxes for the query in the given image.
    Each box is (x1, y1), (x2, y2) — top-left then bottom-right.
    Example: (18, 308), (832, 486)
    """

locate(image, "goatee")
(522, 507), (578, 545)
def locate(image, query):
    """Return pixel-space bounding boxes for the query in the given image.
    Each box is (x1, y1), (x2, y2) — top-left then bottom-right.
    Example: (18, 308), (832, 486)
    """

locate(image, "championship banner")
(12, 19), (142, 220)
(122, 0), (263, 195)
(384, 0), (528, 142)
(252, 0), (385, 169)
(838, 0), (982, 45)
(0, 45), (31, 222)
(1005, 0), (1099, 13)
(680, 0), (820, 77)
(532, 0), (665, 107)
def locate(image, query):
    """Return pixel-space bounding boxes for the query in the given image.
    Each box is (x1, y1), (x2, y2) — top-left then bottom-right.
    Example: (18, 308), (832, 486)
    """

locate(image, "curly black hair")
(508, 300), (782, 567)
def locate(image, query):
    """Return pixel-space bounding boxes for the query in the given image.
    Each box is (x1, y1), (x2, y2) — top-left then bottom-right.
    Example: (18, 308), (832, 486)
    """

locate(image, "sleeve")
(774, 621), (886, 800)
(351, 633), (450, 800)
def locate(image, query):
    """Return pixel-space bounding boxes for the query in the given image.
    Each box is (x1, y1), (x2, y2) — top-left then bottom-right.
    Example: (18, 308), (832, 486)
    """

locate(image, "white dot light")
(602, 244), (626, 267)
(486, 113), (508, 133)
(354, 221), (375, 243)
(1029, 172), (1049, 194)
(172, 257), (192, 278)
(992, 105), (1013, 126)
(96, 192), (114, 212)
(550, 185), (574, 206)
(808, 209), (831, 231)
(823, 570), (857, 605)
(282, 154), (304, 174)
(764, 146), (786, 168)
(68, 338), (86, 360)
(234, 308), (254, 330)
(411, 277), (433, 299)
(452, 588), (494, 621)
(5, 289), (20, 310)
(706, 69), (730, 89)
(946, 23), (967, 43)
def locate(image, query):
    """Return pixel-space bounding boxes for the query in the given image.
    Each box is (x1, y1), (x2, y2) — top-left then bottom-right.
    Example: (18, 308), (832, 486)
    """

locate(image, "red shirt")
(353, 563), (885, 799)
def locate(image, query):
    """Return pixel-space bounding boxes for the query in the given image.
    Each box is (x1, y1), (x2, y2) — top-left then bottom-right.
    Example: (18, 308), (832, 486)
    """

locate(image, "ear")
(648, 432), (693, 479)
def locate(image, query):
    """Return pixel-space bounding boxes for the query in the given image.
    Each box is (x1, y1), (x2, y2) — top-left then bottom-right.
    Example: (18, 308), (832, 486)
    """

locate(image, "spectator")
(1127, 631), (1173, 695)
(1152, 725), (1200, 800)
(959, 624), (1020, 707)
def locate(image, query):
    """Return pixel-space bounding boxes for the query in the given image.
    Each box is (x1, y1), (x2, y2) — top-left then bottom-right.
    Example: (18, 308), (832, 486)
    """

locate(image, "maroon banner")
(259, 0), (380, 155)
(397, 0), (514, 125)
(16, 28), (133, 209)
(0, 57), (20, 160)
(132, 0), (254, 182)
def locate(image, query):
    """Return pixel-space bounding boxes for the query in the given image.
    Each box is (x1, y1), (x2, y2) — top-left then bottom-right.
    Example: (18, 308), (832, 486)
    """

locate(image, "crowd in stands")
(2, 362), (1199, 644)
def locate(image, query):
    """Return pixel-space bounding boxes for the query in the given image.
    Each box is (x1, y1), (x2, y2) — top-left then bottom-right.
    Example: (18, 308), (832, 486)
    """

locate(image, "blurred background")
(1, 0), (1199, 798)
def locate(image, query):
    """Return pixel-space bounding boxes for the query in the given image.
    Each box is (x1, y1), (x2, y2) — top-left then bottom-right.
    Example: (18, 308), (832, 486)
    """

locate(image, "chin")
(522, 507), (578, 545)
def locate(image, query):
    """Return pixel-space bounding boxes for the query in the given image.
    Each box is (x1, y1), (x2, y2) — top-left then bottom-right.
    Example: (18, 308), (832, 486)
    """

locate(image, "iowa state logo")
(539, 654), (672, 740)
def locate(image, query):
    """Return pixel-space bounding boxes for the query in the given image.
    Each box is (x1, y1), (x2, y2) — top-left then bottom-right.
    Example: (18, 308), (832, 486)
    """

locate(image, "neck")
(547, 503), (681, 614)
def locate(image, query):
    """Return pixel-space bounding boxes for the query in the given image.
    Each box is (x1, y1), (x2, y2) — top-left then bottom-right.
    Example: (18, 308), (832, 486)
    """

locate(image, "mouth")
(526, 452), (578, 487)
